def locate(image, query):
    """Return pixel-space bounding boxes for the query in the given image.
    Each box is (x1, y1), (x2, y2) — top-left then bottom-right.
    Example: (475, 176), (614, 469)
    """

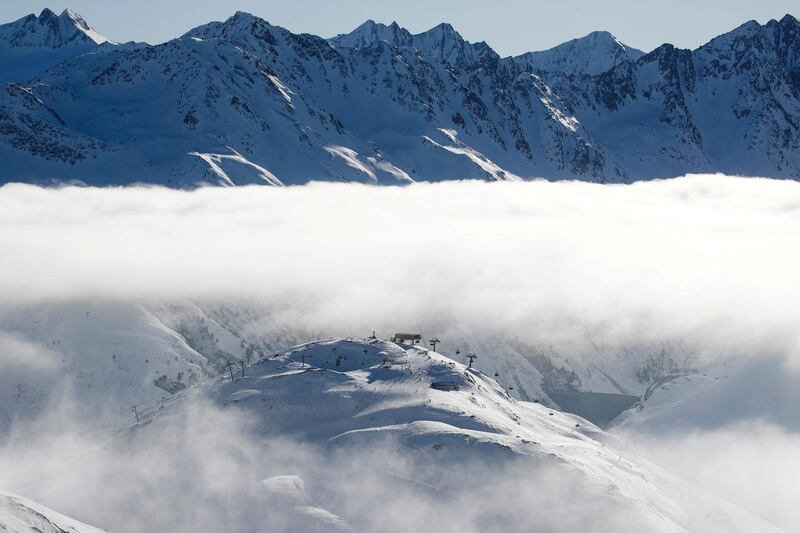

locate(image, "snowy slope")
(260, 475), (350, 531)
(2, 11), (800, 185)
(0, 298), (327, 432)
(0, 300), (256, 432)
(614, 354), (800, 433)
(0, 493), (104, 533)
(132, 338), (780, 532)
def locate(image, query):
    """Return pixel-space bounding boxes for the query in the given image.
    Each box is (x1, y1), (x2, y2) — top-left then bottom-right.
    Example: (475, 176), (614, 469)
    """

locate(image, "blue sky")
(2, 0), (798, 55)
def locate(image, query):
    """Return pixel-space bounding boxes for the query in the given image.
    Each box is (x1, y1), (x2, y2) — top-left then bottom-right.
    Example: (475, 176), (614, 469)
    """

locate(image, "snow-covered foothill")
(124, 337), (781, 533)
(0, 492), (104, 533)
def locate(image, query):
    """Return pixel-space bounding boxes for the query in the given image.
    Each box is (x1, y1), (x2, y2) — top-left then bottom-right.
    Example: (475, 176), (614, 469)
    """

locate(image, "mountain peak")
(223, 10), (273, 29)
(184, 11), (283, 46)
(584, 30), (624, 44)
(61, 8), (99, 36)
(331, 19), (492, 67)
(329, 19), (413, 50)
(576, 30), (640, 54)
(429, 22), (456, 33)
(777, 13), (799, 27)
(230, 10), (260, 22)
(698, 13), (800, 58)
(412, 21), (491, 66)
(416, 21), (464, 45)
(0, 7), (113, 50)
(215, 10), (279, 33)
(716, 14), (797, 39)
(735, 19), (762, 32)
(515, 30), (643, 76)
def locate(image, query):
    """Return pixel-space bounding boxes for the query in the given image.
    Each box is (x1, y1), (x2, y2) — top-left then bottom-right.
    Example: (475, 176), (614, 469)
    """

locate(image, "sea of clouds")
(0, 175), (798, 353)
(1, 175), (799, 531)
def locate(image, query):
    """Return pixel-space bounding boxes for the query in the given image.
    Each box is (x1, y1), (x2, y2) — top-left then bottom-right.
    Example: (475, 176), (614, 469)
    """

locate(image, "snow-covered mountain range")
(1, 9), (800, 186)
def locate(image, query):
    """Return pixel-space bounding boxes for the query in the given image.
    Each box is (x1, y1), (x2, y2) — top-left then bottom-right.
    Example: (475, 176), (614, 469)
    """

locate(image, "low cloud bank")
(620, 423), (800, 532)
(0, 175), (798, 365)
(0, 396), (674, 533)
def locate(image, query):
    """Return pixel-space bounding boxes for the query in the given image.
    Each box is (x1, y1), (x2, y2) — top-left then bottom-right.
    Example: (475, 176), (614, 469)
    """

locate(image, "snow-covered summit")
(185, 11), (280, 43)
(695, 13), (799, 65)
(0, 8), (112, 49)
(0, 8), (115, 83)
(514, 30), (644, 76)
(330, 20), (496, 66)
(329, 20), (414, 49)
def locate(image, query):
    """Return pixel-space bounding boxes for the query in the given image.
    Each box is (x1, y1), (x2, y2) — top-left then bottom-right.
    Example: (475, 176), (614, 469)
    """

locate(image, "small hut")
(392, 333), (422, 345)
(430, 381), (459, 392)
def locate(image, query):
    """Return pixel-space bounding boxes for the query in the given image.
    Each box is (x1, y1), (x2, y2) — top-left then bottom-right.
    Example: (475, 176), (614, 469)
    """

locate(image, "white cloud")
(0, 175), (798, 363)
(0, 331), (58, 372)
(0, 393), (726, 533)
(620, 423), (800, 532)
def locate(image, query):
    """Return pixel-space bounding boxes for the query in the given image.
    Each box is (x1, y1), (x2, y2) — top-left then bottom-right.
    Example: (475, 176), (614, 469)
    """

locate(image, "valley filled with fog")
(1, 175), (798, 532)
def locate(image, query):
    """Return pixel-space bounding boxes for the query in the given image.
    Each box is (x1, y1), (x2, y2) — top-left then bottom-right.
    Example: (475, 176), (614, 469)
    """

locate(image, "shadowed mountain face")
(1, 11), (800, 186)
